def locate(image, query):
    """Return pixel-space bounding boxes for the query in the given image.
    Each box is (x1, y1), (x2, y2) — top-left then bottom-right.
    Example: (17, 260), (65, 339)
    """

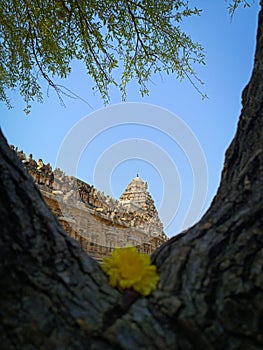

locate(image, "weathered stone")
(13, 151), (168, 260)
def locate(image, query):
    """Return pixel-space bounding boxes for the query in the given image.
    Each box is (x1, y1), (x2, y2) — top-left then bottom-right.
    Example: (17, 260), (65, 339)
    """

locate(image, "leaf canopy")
(0, 0), (252, 112)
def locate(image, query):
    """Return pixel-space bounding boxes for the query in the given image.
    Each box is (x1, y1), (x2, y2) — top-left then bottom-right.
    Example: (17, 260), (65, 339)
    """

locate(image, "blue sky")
(0, 1), (260, 237)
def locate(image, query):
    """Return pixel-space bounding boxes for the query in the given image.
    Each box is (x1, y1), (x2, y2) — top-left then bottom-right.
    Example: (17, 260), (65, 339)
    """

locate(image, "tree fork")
(0, 3), (263, 350)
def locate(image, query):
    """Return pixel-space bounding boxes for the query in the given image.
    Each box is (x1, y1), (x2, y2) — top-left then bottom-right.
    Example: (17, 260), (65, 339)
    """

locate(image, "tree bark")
(1, 3), (263, 350)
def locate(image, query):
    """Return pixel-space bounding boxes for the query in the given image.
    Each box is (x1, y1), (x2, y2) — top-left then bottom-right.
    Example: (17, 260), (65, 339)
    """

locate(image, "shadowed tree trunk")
(0, 3), (263, 349)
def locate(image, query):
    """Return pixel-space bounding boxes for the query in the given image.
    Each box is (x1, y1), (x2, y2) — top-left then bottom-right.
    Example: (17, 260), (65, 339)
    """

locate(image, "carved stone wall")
(12, 146), (168, 260)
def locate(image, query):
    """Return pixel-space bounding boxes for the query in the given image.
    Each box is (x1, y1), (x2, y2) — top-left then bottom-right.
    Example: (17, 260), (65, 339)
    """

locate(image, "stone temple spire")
(119, 175), (150, 210)
(119, 175), (164, 234)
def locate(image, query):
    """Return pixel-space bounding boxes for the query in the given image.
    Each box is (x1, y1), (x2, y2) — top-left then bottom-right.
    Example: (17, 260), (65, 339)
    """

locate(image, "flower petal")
(101, 247), (159, 296)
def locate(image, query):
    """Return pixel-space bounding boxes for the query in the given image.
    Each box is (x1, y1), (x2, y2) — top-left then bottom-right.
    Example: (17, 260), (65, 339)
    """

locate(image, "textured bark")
(0, 3), (263, 350)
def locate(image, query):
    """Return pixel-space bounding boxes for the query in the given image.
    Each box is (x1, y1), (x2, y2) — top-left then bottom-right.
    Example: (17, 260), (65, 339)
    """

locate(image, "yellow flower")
(101, 247), (159, 296)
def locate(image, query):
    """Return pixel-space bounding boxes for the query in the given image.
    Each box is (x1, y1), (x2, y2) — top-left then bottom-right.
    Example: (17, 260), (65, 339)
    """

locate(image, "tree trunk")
(1, 3), (263, 350)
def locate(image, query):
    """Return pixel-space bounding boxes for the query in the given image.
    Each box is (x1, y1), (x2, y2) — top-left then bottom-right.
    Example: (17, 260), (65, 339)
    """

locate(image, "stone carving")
(13, 147), (168, 260)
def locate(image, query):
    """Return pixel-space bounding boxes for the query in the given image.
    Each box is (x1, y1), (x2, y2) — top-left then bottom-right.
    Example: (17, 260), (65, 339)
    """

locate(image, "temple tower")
(119, 175), (164, 235)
